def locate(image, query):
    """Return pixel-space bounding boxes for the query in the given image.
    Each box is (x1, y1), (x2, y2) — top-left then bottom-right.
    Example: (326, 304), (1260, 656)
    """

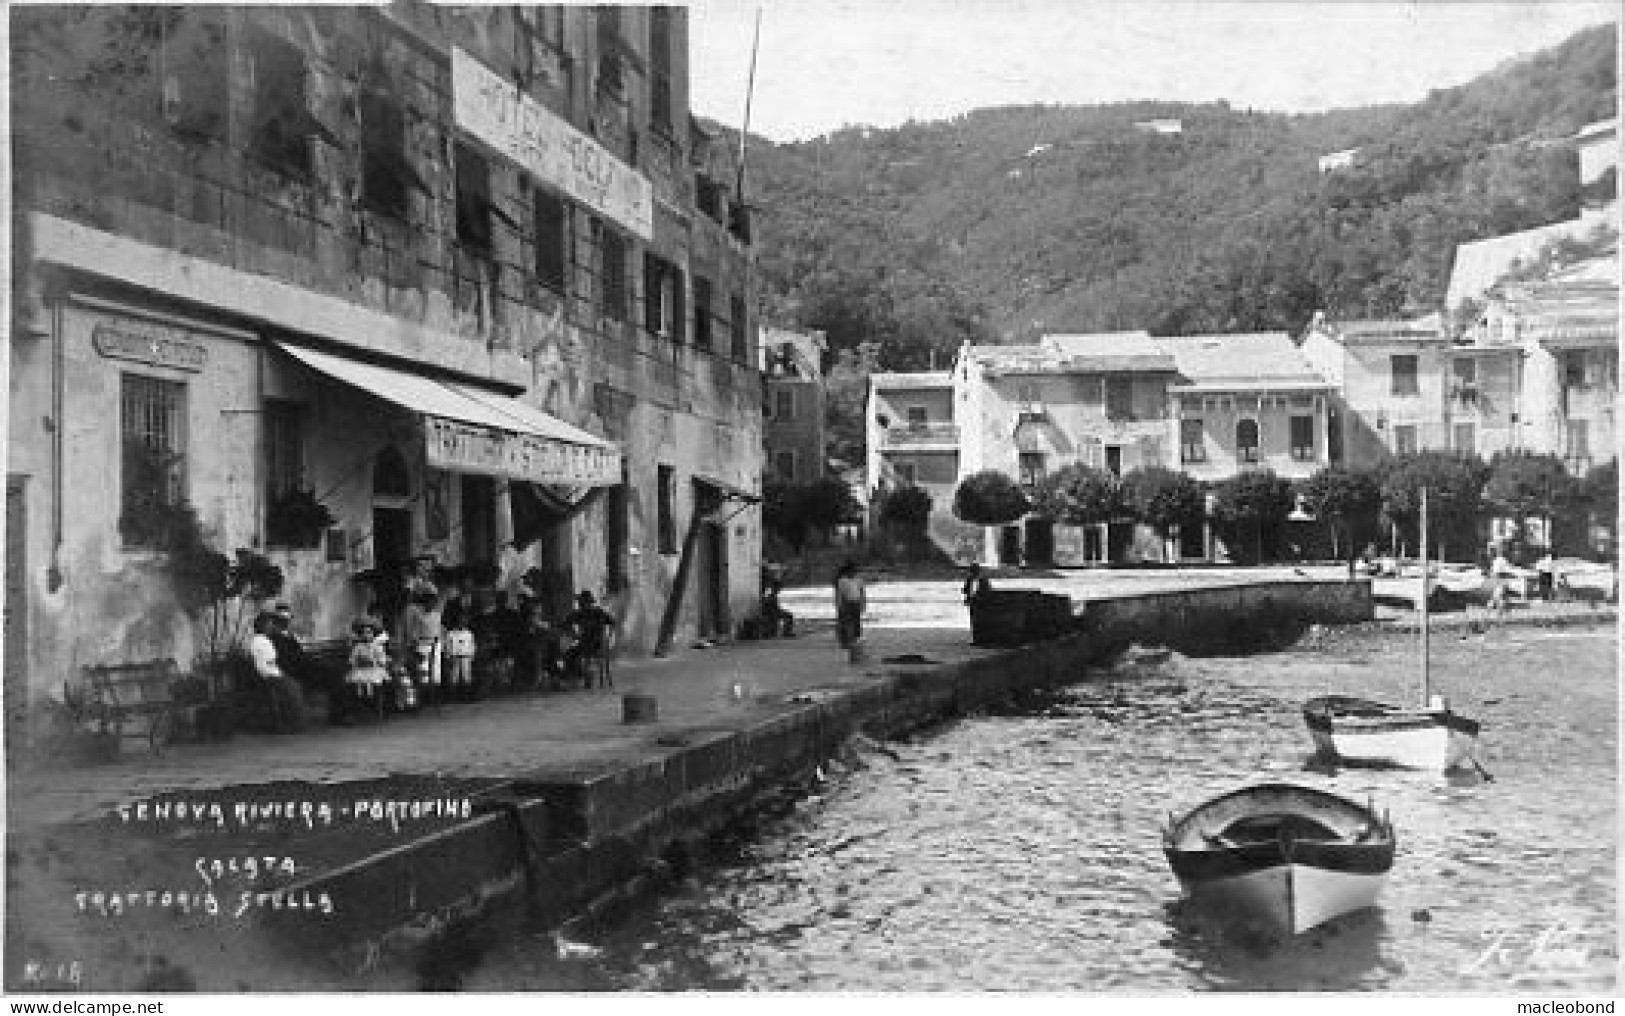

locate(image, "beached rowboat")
(1163, 782), (1395, 936)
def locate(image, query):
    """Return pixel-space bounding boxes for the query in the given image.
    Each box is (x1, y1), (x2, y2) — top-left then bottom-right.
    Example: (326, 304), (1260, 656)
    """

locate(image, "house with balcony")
(1467, 249), (1619, 475)
(760, 327), (827, 485)
(8, 5), (765, 743)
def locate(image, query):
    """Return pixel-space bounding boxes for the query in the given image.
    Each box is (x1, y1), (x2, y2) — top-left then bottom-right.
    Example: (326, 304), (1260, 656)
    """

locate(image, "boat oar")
(1468, 755), (1495, 783)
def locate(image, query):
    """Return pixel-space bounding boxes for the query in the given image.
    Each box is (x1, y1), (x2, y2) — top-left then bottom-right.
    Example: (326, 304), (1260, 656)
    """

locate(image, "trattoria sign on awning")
(452, 49), (653, 242)
(424, 417), (620, 487)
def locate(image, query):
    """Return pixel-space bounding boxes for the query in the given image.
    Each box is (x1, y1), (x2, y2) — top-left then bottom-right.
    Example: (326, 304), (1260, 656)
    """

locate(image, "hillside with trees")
(731, 23), (1616, 380)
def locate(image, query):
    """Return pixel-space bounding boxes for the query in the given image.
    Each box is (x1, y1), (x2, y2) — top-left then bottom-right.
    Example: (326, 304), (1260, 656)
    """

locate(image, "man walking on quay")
(834, 561), (867, 663)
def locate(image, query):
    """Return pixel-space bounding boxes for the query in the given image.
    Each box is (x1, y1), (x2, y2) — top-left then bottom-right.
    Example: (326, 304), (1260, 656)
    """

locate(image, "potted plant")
(265, 486), (336, 549)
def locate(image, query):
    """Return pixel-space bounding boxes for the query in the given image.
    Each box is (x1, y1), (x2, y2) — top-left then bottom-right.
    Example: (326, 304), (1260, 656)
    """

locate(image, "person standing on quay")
(834, 561), (867, 663)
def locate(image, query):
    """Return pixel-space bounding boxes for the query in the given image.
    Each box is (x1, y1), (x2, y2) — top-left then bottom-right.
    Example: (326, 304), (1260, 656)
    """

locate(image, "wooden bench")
(66, 659), (181, 755)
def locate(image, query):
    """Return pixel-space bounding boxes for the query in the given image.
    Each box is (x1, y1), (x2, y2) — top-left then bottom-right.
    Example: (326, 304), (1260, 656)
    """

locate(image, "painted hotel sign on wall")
(424, 417), (621, 487)
(452, 49), (654, 242)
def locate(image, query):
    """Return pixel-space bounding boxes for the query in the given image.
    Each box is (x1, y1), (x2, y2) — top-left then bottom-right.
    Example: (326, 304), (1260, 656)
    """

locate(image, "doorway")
(998, 525), (1023, 565)
(1023, 517), (1054, 567)
(461, 474), (497, 569)
(1178, 521), (1206, 561)
(694, 483), (729, 638)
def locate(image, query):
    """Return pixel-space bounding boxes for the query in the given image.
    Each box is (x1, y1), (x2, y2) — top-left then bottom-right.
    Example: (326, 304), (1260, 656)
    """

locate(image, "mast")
(1419, 487), (1430, 706)
(735, 6), (763, 203)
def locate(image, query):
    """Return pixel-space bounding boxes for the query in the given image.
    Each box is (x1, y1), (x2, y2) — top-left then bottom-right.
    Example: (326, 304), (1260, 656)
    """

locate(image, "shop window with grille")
(265, 401), (305, 497)
(1181, 418), (1206, 463)
(1390, 354), (1419, 396)
(692, 275), (714, 347)
(120, 375), (189, 548)
(730, 294), (748, 363)
(534, 190), (569, 293)
(1236, 419), (1260, 463)
(1289, 415), (1315, 461)
(657, 464), (677, 554)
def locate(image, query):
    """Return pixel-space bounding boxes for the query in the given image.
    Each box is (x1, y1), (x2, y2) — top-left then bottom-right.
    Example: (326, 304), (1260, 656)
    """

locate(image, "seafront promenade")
(5, 567), (1612, 991)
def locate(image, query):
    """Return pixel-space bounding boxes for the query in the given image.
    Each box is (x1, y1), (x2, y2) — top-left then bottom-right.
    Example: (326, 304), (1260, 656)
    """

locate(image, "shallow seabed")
(467, 625), (1618, 992)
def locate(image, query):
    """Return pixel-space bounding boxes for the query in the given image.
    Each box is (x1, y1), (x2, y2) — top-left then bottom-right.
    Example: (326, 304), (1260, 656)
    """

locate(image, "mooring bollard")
(622, 693), (658, 724)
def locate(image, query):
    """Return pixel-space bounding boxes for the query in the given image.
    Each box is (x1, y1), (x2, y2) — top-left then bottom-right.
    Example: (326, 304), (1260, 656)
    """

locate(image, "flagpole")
(735, 6), (763, 202)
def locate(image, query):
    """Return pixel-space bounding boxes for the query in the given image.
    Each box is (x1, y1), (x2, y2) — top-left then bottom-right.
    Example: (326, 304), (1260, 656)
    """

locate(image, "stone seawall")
(267, 579), (1374, 981)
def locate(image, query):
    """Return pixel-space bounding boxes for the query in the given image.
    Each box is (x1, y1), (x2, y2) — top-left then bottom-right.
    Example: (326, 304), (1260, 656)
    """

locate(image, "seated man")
(563, 591), (616, 687)
(760, 579), (795, 638)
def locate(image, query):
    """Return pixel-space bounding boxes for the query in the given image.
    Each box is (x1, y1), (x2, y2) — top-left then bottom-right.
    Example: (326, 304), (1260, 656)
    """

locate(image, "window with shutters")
(1390, 354), (1419, 396)
(1105, 376), (1134, 421)
(730, 294), (749, 363)
(1181, 418), (1205, 463)
(649, 6), (674, 134)
(534, 190), (568, 293)
(246, 28), (325, 179)
(456, 142), (493, 252)
(1393, 424), (1418, 455)
(161, 15), (228, 143)
(692, 275), (714, 347)
(1289, 415), (1315, 461)
(657, 464), (677, 554)
(1236, 418), (1260, 463)
(361, 86), (422, 220)
(599, 222), (628, 320)
(1019, 452), (1047, 487)
(643, 252), (684, 339)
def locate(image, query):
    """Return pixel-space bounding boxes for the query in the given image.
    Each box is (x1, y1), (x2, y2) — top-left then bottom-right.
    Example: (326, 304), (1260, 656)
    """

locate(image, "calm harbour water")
(467, 625), (1617, 992)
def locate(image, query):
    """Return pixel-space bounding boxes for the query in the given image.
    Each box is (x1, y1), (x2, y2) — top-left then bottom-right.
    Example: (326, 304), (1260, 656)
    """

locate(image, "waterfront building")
(1299, 314), (1469, 465)
(759, 328), (827, 485)
(1465, 249), (1619, 474)
(866, 332), (1332, 565)
(8, 5), (764, 744)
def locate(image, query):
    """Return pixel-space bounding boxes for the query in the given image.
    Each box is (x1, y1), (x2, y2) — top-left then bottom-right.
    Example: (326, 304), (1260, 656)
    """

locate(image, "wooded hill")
(729, 24), (1617, 373)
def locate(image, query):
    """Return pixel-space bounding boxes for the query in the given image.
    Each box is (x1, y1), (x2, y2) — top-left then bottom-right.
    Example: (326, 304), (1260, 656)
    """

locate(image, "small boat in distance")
(1304, 488), (1482, 771)
(1163, 782), (1395, 936)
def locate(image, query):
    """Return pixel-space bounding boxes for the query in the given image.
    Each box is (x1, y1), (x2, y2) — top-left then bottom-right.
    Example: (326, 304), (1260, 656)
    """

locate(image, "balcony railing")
(880, 422), (960, 447)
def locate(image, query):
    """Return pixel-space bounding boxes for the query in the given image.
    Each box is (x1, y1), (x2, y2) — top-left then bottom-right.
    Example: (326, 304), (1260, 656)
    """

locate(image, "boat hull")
(1164, 782), (1395, 936)
(1174, 862), (1388, 936)
(1304, 696), (1480, 771)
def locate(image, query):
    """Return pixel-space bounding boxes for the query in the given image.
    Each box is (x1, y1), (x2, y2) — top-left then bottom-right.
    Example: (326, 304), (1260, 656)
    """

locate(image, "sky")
(688, 1), (1620, 143)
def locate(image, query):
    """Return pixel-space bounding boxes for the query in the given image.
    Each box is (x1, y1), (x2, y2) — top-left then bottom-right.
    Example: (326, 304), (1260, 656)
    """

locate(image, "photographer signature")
(1462, 918), (1597, 977)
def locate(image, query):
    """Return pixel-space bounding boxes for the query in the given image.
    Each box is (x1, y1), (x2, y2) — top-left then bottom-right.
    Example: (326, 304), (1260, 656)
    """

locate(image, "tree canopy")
(1030, 464), (1123, 527)
(1208, 470), (1295, 562)
(952, 470), (1030, 526)
(1119, 467), (1204, 537)
(1379, 451), (1491, 558)
(1299, 466), (1384, 560)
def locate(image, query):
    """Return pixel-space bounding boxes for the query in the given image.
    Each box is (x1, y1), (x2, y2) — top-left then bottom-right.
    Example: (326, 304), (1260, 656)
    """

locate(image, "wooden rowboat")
(1163, 782), (1395, 936)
